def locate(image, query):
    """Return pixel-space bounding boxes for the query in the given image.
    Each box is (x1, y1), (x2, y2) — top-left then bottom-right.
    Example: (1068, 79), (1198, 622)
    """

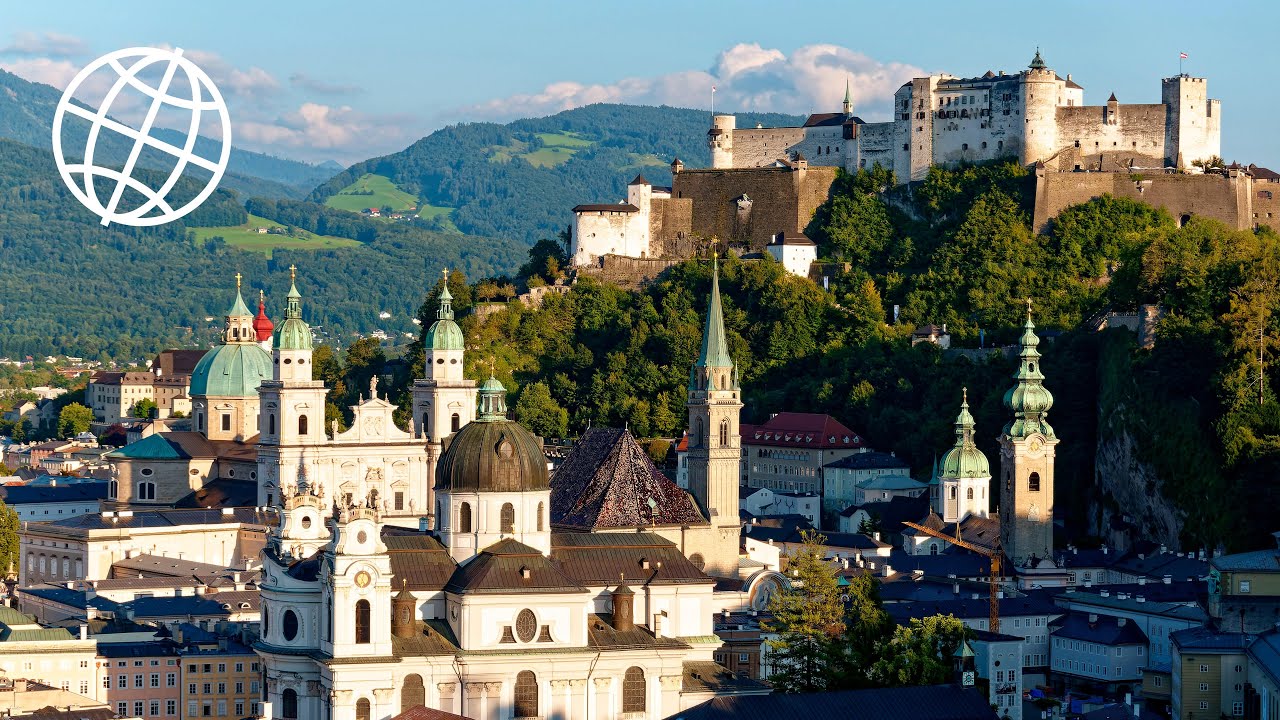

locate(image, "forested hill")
(310, 104), (805, 244)
(0, 138), (523, 359)
(0, 69), (337, 199)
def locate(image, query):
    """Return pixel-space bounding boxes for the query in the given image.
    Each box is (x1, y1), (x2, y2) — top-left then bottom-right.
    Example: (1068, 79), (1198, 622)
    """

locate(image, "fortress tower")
(1163, 75), (1222, 169)
(708, 114), (735, 169)
(1020, 49), (1061, 166)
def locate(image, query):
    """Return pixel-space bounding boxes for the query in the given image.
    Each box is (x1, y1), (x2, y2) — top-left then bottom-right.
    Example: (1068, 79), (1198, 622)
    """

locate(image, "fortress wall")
(730, 127), (807, 168)
(858, 121), (898, 172)
(578, 255), (682, 289)
(572, 209), (645, 265)
(1047, 104), (1167, 171)
(673, 166), (839, 249)
(1251, 179), (1280, 229)
(650, 196), (694, 257)
(1033, 171), (1251, 233)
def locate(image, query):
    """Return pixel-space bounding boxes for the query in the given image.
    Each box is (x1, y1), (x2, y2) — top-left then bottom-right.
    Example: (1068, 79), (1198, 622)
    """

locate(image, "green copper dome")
(275, 272), (313, 351)
(1003, 304), (1055, 439)
(425, 278), (465, 351)
(939, 389), (990, 479)
(189, 343), (272, 397)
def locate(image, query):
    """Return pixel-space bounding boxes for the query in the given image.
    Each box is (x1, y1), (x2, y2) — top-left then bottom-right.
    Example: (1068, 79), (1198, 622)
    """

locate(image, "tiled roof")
(384, 529), (456, 590)
(98, 640), (180, 657)
(551, 428), (706, 530)
(0, 482), (107, 504)
(681, 660), (770, 694)
(1211, 549), (1280, 572)
(444, 539), (587, 595)
(550, 532), (713, 586)
(392, 707), (472, 720)
(887, 589), (1061, 623)
(572, 203), (640, 213)
(1171, 625), (1255, 652)
(857, 475), (926, 492)
(742, 413), (864, 450)
(151, 349), (206, 376)
(677, 683), (997, 720)
(111, 554), (230, 579)
(1248, 628), (1280, 686)
(122, 591), (260, 619)
(173, 479), (258, 509)
(38, 507), (270, 531)
(825, 451), (909, 471)
(105, 432), (205, 460)
(391, 620), (460, 658)
(1051, 612), (1148, 646)
(802, 112), (862, 127)
(588, 613), (688, 650)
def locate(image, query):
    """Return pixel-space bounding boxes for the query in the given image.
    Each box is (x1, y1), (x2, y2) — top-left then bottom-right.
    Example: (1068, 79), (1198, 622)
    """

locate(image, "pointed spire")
(226, 273), (252, 317)
(287, 264), (301, 299)
(253, 289), (274, 342)
(842, 76), (853, 115)
(955, 387), (976, 442)
(696, 256), (734, 371)
(1029, 47), (1046, 70)
(1003, 299), (1055, 438)
(437, 268), (454, 321)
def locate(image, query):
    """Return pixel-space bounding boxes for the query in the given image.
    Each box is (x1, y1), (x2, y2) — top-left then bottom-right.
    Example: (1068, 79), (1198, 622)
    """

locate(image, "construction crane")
(900, 520), (1005, 633)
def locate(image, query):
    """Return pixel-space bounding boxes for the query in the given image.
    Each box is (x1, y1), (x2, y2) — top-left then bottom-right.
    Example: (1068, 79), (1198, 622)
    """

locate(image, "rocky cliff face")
(1091, 417), (1186, 552)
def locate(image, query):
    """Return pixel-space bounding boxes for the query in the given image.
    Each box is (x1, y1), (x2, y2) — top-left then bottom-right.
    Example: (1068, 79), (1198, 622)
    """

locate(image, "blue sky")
(4, 0), (1277, 165)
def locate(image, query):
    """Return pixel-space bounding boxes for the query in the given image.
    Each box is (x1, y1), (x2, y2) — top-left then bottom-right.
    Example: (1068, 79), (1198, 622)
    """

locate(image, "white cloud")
(0, 57), (80, 88)
(457, 43), (924, 123)
(237, 103), (415, 163)
(289, 72), (362, 96)
(1, 31), (87, 58)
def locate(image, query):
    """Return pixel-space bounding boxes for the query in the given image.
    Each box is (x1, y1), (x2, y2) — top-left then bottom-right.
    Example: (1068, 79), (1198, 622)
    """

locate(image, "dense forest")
(0, 138), (525, 359)
(367, 162), (1280, 552)
(310, 104), (804, 244)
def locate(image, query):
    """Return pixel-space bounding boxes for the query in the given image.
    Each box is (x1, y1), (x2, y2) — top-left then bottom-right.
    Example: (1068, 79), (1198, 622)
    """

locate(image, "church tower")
(937, 389), (991, 524)
(321, 501), (394, 661)
(189, 275), (272, 442)
(686, 259), (743, 577)
(998, 302), (1058, 566)
(258, 267), (329, 508)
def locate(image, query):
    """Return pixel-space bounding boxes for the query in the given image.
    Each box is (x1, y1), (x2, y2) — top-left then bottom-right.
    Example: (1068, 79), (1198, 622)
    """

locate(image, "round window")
(357, 530), (368, 544)
(450, 359), (458, 364)
(284, 358), (292, 364)
(300, 516), (312, 530)
(282, 609), (299, 641)
(189, 469), (199, 476)
(516, 609), (537, 643)
(436, 358), (445, 364)
(139, 468), (153, 477)
(227, 469), (235, 477)
(250, 471), (257, 480)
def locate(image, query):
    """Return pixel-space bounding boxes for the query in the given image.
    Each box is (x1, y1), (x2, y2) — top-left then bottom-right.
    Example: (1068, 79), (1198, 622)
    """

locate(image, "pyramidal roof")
(696, 260), (734, 369)
(550, 428), (707, 530)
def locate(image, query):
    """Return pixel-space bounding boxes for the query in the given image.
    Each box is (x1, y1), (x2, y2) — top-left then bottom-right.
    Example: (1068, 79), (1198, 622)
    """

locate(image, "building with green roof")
(190, 276), (272, 443)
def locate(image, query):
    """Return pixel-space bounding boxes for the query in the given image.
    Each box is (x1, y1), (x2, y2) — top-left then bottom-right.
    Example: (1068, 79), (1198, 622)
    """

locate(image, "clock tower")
(322, 500), (394, 660)
(998, 302), (1058, 567)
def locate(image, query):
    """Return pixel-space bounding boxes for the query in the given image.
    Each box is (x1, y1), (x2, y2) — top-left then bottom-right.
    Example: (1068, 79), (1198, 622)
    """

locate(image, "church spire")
(276, 265), (312, 351)
(697, 257), (734, 372)
(1002, 300), (1055, 439)
(437, 268), (455, 321)
(843, 76), (853, 115)
(227, 272), (252, 318)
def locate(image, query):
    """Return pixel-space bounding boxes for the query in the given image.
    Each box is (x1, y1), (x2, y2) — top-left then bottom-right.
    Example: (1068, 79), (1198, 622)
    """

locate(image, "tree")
(130, 398), (158, 419)
(835, 573), (894, 689)
(514, 382), (568, 438)
(57, 403), (92, 438)
(0, 501), (18, 575)
(764, 531), (846, 693)
(869, 614), (969, 687)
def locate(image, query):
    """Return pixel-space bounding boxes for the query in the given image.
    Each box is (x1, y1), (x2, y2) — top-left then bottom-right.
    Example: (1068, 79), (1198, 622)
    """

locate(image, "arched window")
(355, 600), (371, 644)
(1028, 472), (1041, 492)
(62, 557), (70, 577)
(262, 607), (269, 636)
(459, 502), (472, 533)
(282, 609), (299, 641)
(623, 667), (646, 713)
(421, 413), (429, 438)
(268, 414), (276, 435)
(719, 418), (730, 447)
(501, 503), (515, 534)
(108, 480), (117, 499)
(536, 502), (544, 532)
(281, 689), (298, 719)
(695, 417), (705, 446)
(949, 486), (956, 500)
(37, 556), (45, 575)
(690, 553), (705, 571)
(451, 413), (460, 432)
(401, 674), (426, 712)
(930, 542), (939, 555)
(966, 487), (974, 500)
(514, 671), (538, 718)
(138, 481), (155, 501)
(355, 698), (370, 720)
(298, 414), (308, 436)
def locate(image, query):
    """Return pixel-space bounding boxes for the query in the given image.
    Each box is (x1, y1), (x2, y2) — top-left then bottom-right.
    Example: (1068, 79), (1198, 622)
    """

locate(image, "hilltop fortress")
(571, 51), (1280, 271)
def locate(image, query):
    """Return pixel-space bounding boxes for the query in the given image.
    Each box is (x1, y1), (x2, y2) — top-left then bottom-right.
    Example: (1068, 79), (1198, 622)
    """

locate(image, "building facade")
(742, 413), (866, 494)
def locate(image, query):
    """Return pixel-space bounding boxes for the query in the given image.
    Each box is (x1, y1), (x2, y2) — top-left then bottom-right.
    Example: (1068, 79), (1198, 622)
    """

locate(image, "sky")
(5, 0), (1278, 166)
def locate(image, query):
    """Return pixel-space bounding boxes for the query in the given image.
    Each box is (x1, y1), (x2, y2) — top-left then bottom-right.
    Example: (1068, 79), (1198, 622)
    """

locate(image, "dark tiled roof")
(152, 349), (206, 376)
(39, 507), (270, 531)
(384, 530), (456, 590)
(24, 708), (117, 720)
(1051, 612), (1148, 646)
(588, 613), (688, 650)
(173, 479), (258, 509)
(802, 112), (862, 127)
(392, 707), (471, 720)
(1171, 626), (1255, 652)
(742, 413), (864, 450)
(550, 532), (713, 586)
(826, 451), (909, 471)
(682, 660), (770, 694)
(444, 539), (586, 595)
(572, 203), (640, 213)
(552, 428), (706, 530)
(111, 554), (229, 579)
(887, 589), (1061, 624)
(98, 640), (180, 658)
(17, 586), (122, 612)
(676, 684), (998, 720)
(122, 591), (259, 619)
(391, 620), (460, 658)
(629, 174), (650, 186)
(0, 482), (107, 504)
(1210, 549), (1280, 573)
(284, 554), (322, 581)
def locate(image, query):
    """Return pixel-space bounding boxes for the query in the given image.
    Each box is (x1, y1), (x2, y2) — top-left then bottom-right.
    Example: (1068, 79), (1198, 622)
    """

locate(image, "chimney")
(1100, 589), (1109, 597)
(612, 584), (635, 632)
(13, 680), (25, 692)
(1138, 577), (1146, 586)
(1118, 617), (1127, 627)
(1102, 545), (1109, 555)
(217, 636), (228, 651)
(1088, 613), (1098, 624)
(1084, 580), (1092, 588)
(652, 612), (666, 638)
(1137, 595), (1146, 603)
(79, 624), (87, 640)
(953, 583), (960, 595)
(882, 564), (893, 578)
(1163, 575), (1172, 585)
(1160, 544), (1168, 554)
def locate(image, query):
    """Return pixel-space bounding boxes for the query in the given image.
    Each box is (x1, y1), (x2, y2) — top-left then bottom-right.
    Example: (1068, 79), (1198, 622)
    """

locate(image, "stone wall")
(671, 165), (838, 250)
(1047, 104), (1167, 172)
(577, 255), (683, 290)
(728, 127), (807, 168)
(1033, 169), (1253, 233)
(649, 196), (693, 257)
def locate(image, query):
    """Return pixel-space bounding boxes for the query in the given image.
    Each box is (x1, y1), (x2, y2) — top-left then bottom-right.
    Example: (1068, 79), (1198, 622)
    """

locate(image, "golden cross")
(442, 268), (449, 278)
(259, 289), (264, 302)
(962, 386), (968, 404)
(1026, 297), (1033, 316)
(289, 264), (297, 283)
(234, 272), (242, 290)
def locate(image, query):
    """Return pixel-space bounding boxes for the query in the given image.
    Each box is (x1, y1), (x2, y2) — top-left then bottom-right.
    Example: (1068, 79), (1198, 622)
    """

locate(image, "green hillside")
(0, 69), (336, 199)
(310, 104), (805, 244)
(325, 174), (420, 213)
(190, 214), (362, 257)
(0, 138), (524, 359)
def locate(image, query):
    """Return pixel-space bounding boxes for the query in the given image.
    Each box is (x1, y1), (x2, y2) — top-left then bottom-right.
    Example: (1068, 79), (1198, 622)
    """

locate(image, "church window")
(537, 502), (545, 532)
(137, 481), (156, 501)
(719, 418), (730, 447)
(108, 480), (117, 499)
(459, 502), (472, 533)
(949, 486), (957, 500)
(623, 667), (646, 712)
(930, 543), (939, 555)
(966, 487), (974, 500)
(401, 674), (425, 712)
(436, 358), (444, 364)
(268, 414), (275, 435)
(356, 698), (370, 720)
(282, 610), (299, 641)
(262, 608), (268, 636)
(501, 503), (515, 534)
(451, 413), (461, 432)
(1028, 472), (1041, 492)
(394, 492), (404, 511)
(197, 413), (204, 432)
(221, 414), (231, 432)
(281, 690), (297, 719)
(516, 609), (537, 643)
(515, 671), (538, 718)
(355, 600), (371, 644)
(690, 553), (705, 571)
(298, 415), (308, 436)
(301, 516), (311, 530)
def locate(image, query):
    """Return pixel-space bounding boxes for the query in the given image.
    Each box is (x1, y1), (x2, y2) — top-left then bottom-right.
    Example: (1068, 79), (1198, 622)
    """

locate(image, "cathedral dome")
(435, 378), (548, 493)
(275, 269), (313, 351)
(939, 390), (990, 479)
(189, 343), (272, 397)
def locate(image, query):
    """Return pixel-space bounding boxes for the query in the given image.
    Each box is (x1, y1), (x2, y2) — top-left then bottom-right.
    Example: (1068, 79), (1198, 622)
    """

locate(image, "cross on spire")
(1026, 297), (1033, 317)
(235, 272), (242, 290)
(289, 264), (297, 283)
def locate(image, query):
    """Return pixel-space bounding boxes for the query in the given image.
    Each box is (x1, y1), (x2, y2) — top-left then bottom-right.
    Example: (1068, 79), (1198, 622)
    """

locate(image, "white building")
(765, 232), (817, 278)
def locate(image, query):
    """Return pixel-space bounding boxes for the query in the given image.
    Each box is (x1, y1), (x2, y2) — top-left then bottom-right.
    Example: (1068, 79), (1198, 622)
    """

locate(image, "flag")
(711, 86), (717, 93)
(1180, 52), (1188, 59)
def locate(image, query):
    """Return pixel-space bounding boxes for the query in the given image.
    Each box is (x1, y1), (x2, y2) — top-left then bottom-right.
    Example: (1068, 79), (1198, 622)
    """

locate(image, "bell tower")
(999, 301), (1059, 566)
(686, 259), (742, 577)
(322, 500), (394, 660)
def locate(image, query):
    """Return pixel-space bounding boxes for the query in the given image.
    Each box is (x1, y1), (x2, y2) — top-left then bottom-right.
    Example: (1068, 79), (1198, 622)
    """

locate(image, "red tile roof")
(741, 412), (865, 450)
(392, 708), (472, 720)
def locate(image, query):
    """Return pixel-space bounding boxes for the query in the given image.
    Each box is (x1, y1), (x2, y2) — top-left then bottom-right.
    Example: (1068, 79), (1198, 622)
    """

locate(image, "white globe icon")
(51, 46), (232, 227)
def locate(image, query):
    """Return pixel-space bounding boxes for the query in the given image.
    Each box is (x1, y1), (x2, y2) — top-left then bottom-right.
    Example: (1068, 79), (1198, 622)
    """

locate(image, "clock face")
(354, 570), (372, 589)
(1028, 437), (1043, 453)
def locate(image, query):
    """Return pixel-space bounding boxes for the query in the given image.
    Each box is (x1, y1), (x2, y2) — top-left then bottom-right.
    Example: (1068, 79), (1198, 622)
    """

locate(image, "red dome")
(253, 297), (274, 341)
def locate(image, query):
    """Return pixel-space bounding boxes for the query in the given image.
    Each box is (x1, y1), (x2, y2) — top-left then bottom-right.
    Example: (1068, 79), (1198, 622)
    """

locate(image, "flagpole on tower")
(1179, 51), (1187, 77)
(711, 84), (716, 116)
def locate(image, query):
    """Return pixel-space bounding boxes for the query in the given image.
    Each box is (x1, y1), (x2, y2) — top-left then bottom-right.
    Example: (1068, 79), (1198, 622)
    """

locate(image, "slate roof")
(551, 428), (706, 530)
(17, 587), (122, 614)
(588, 613), (689, 650)
(858, 475), (927, 492)
(1247, 628), (1280, 686)
(444, 539), (586, 595)
(1211, 549), (1280, 573)
(392, 708), (472, 720)
(802, 112), (862, 127)
(37, 507), (270, 531)
(742, 413), (864, 450)
(1051, 612), (1148, 646)
(681, 660), (770, 694)
(121, 591), (260, 619)
(384, 529), (456, 590)
(826, 451), (910, 471)
(0, 482), (107, 504)
(550, 532), (713, 586)
(886, 589), (1061, 623)
(572, 203), (640, 213)
(111, 554), (230, 579)
(1171, 625), (1255, 652)
(840, 495), (931, 532)
(173, 479), (258, 509)
(674, 683), (998, 720)
(98, 640), (179, 658)
(390, 620), (460, 658)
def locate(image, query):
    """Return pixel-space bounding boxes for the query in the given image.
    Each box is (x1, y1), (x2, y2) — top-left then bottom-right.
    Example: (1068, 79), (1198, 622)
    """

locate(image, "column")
(436, 682), (458, 716)
(568, 678), (588, 720)
(659, 676), (682, 717)
(592, 677), (612, 720)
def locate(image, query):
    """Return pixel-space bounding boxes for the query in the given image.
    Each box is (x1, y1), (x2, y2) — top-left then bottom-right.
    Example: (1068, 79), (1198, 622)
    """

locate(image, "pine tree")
(763, 530), (846, 693)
